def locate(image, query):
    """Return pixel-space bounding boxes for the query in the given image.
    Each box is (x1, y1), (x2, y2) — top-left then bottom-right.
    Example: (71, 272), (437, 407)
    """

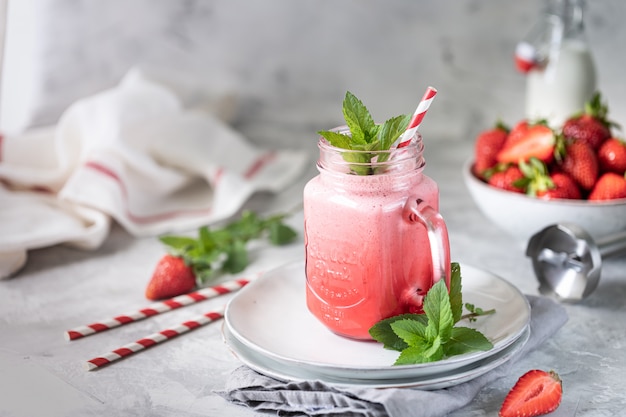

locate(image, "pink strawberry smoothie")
(304, 163), (449, 340)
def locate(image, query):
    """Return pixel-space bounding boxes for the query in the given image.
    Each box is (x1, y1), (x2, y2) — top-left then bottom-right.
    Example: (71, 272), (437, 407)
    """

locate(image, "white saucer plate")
(223, 323), (530, 389)
(224, 261), (530, 382)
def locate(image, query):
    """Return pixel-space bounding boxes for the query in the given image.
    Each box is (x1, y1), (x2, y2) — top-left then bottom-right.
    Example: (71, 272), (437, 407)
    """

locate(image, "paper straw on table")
(84, 306), (225, 371)
(65, 275), (256, 341)
(395, 86), (438, 148)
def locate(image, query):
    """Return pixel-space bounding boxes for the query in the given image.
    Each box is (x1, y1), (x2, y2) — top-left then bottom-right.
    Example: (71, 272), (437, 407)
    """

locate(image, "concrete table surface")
(1, 138), (625, 417)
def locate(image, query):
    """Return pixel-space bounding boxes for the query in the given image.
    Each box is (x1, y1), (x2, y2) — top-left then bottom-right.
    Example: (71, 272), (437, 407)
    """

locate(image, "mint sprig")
(159, 211), (297, 285)
(369, 262), (494, 365)
(318, 91), (410, 175)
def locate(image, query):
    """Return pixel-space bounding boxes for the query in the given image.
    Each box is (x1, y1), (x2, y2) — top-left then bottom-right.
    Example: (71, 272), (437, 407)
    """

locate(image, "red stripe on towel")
(84, 161), (212, 225)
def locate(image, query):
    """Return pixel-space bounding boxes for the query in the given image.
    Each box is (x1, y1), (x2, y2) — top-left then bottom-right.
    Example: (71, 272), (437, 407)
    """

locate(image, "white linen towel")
(0, 68), (308, 278)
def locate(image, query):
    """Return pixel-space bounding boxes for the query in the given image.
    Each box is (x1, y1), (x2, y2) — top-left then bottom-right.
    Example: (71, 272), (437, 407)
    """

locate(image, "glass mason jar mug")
(303, 129), (451, 340)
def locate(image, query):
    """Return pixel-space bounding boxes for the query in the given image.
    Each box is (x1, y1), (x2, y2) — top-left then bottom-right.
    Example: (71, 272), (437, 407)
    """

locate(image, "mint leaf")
(444, 327), (494, 356)
(268, 222), (297, 245)
(378, 114), (411, 151)
(390, 319), (428, 347)
(159, 211), (297, 284)
(423, 280), (454, 343)
(449, 262), (463, 323)
(394, 345), (432, 365)
(158, 236), (198, 253)
(369, 313), (427, 351)
(318, 91), (410, 175)
(369, 263), (496, 366)
(317, 130), (352, 149)
(342, 91), (375, 144)
(395, 335), (444, 365)
(462, 302), (496, 322)
(223, 239), (248, 273)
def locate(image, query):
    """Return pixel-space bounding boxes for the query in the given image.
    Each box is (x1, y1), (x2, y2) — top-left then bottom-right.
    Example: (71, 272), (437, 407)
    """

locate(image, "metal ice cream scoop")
(526, 223), (626, 302)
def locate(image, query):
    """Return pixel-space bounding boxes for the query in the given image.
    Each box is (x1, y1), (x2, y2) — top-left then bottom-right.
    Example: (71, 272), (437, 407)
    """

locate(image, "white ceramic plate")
(224, 261), (530, 381)
(223, 323), (530, 389)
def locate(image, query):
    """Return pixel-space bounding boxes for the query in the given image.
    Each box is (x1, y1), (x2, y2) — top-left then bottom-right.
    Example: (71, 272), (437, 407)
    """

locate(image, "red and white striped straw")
(395, 86), (438, 148)
(85, 307), (225, 371)
(65, 275), (256, 341)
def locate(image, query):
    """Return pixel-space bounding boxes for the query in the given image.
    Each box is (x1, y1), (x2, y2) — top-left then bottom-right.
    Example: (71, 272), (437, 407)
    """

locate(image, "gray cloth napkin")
(216, 295), (568, 417)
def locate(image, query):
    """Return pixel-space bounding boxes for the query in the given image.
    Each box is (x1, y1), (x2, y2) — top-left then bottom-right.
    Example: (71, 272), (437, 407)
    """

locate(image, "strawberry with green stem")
(473, 121), (509, 179)
(144, 211), (297, 300)
(520, 157), (581, 200)
(562, 92), (618, 150)
(486, 164), (526, 193)
(555, 136), (599, 191)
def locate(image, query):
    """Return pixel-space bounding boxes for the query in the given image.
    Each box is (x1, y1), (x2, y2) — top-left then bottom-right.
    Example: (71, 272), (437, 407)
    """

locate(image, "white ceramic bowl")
(462, 158), (626, 243)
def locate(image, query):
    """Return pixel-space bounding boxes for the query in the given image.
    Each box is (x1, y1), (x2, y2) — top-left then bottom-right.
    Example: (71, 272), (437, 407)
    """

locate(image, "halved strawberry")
(145, 254), (197, 300)
(497, 123), (555, 164)
(473, 122), (509, 179)
(499, 369), (562, 417)
(588, 172), (626, 201)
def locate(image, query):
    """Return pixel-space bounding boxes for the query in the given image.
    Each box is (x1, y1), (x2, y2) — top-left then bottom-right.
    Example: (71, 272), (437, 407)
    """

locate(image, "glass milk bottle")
(517, 0), (596, 127)
(303, 130), (450, 340)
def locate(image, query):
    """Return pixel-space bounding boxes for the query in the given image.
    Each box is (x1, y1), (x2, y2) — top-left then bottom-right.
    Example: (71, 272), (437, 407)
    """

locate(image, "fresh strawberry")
(487, 164), (526, 193)
(537, 173), (582, 200)
(556, 138), (598, 191)
(497, 123), (555, 164)
(562, 92), (614, 150)
(505, 120), (531, 147)
(473, 122), (509, 179)
(499, 369), (562, 417)
(588, 172), (626, 201)
(597, 137), (626, 174)
(521, 158), (581, 200)
(145, 254), (197, 300)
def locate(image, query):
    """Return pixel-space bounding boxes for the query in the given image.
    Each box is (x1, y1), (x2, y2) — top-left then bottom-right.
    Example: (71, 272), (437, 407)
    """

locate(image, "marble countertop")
(1, 133), (625, 417)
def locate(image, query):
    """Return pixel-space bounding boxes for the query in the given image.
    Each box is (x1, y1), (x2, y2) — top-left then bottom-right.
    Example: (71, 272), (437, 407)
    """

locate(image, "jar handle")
(404, 197), (451, 289)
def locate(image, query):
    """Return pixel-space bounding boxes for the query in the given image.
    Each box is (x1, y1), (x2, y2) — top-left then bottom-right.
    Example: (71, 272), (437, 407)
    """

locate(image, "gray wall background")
(2, 0), (625, 147)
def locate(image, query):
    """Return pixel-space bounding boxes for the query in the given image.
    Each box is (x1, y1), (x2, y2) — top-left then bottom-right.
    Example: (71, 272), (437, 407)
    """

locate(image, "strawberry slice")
(497, 124), (555, 164)
(499, 369), (562, 417)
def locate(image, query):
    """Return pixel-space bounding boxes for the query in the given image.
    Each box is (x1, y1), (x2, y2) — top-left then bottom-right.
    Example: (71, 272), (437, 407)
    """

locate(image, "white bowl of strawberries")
(464, 93), (626, 242)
